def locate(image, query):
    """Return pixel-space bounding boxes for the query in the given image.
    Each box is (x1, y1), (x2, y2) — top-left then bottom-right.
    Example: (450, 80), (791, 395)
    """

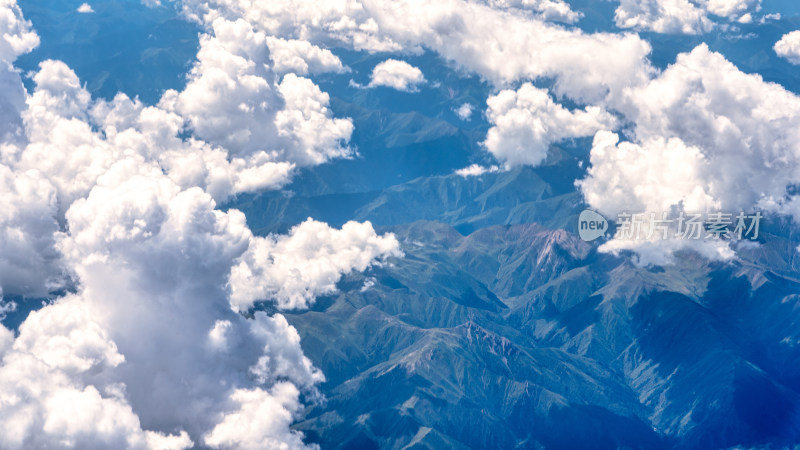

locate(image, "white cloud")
(455, 164), (500, 177)
(0, 165), (63, 296)
(180, 0), (654, 103)
(0, 0), (38, 62)
(615, 0), (713, 34)
(579, 131), (714, 217)
(77, 3), (94, 13)
(619, 44), (800, 217)
(90, 92), (295, 201)
(705, 0), (760, 20)
(367, 59), (425, 92)
(775, 31), (800, 65)
(485, 0), (581, 23)
(579, 44), (800, 263)
(162, 18), (285, 157)
(275, 73), (354, 165)
(454, 102), (473, 120)
(203, 384), (313, 450)
(0, 0), (37, 142)
(0, 1), (404, 448)
(0, 149), (331, 447)
(266, 36), (345, 76)
(229, 218), (402, 311)
(0, 300), (194, 449)
(162, 18), (353, 170)
(18, 60), (115, 208)
(483, 83), (617, 168)
(177, 0), (404, 53)
(577, 131), (732, 265)
(0, 298), (16, 321)
(614, 0), (761, 34)
(0, 6), (66, 298)
(162, 0), (796, 269)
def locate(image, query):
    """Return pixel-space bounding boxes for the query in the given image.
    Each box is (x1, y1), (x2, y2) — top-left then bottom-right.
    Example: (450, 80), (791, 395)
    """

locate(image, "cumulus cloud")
(177, 0), (404, 53)
(0, 300), (193, 449)
(454, 102), (473, 120)
(0, 0), (37, 142)
(179, 0), (654, 103)
(0, 1), (403, 448)
(615, 0), (713, 34)
(775, 31), (800, 65)
(705, 0), (760, 20)
(484, 83), (617, 167)
(0, 0), (39, 62)
(17, 60), (116, 208)
(618, 44), (800, 217)
(614, 0), (761, 34)
(0, 5), (65, 297)
(485, 0), (581, 23)
(167, 0), (651, 182)
(0, 102), (343, 449)
(162, 18), (351, 164)
(0, 154), (326, 448)
(160, 18), (353, 175)
(366, 59), (425, 92)
(230, 219), (402, 311)
(579, 44), (800, 263)
(0, 165), (63, 296)
(168, 0), (794, 269)
(578, 131), (731, 265)
(275, 73), (354, 165)
(580, 131), (714, 217)
(455, 164), (500, 177)
(266, 36), (345, 76)
(77, 3), (94, 13)
(203, 384), (314, 449)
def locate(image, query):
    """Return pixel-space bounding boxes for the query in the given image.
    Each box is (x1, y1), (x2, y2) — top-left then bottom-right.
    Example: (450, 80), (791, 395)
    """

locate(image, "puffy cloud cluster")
(266, 36), (346, 76)
(0, 154), (330, 448)
(0, 0), (37, 141)
(0, 0), (38, 63)
(484, 0), (581, 23)
(579, 44), (800, 263)
(0, 1), (402, 448)
(177, 0), (404, 52)
(230, 219), (402, 311)
(614, 0), (760, 34)
(161, 17), (353, 170)
(618, 44), (800, 217)
(483, 83), (617, 167)
(705, 0), (760, 20)
(775, 30), (800, 65)
(0, 165), (62, 296)
(580, 132), (713, 218)
(0, 299), (193, 450)
(176, 0), (654, 102)
(0, 4), (63, 297)
(167, 0), (800, 268)
(168, 0), (654, 190)
(367, 59), (425, 92)
(578, 132), (731, 265)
